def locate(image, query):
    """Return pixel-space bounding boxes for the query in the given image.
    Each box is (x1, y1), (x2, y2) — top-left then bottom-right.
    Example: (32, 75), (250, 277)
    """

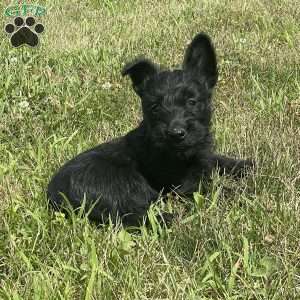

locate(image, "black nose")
(167, 127), (187, 140)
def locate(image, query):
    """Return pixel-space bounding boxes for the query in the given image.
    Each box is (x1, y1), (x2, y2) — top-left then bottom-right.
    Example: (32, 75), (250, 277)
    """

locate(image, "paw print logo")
(4, 16), (44, 48)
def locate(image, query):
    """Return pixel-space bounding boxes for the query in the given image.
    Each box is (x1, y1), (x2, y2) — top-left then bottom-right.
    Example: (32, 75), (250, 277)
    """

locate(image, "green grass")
(0, 0), (299, 299)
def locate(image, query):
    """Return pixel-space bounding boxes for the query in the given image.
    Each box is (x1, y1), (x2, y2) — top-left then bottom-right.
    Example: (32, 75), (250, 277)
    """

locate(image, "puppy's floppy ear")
(122, 57), (159, 93)
(183, 33), (218, 88)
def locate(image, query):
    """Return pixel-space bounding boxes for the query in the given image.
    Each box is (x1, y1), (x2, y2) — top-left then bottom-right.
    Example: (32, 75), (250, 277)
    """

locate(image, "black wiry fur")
(47, 33), (254, 226)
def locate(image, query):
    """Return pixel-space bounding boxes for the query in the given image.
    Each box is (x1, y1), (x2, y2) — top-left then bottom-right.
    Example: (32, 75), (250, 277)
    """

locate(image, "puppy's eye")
(187, 99), (197, 106)
(151, 103), (160, 113)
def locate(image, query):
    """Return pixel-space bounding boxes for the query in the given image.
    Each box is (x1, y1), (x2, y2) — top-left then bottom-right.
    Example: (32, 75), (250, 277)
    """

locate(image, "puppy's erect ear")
(122, 58), (159, 93)
(183, 33), (218, 88)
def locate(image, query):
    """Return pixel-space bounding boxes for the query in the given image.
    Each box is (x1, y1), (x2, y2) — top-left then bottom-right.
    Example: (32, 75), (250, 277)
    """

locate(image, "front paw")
(232, 159), (255, 178)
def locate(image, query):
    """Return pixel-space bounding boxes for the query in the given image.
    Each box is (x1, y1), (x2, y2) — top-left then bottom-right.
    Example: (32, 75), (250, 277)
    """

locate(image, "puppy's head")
(122, 33), (218, 155)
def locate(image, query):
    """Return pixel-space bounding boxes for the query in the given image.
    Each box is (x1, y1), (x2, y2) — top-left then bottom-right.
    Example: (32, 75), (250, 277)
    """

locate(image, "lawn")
(0, 0), (299, 299)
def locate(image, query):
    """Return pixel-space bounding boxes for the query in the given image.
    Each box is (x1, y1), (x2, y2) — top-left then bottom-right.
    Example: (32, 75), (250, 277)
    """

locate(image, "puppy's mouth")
(166, 137), (189, 150)
(151, 130), (194, 152)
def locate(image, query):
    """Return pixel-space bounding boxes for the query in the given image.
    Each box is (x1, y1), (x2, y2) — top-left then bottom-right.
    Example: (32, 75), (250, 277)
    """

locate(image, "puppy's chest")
(138, 155), (190, 191)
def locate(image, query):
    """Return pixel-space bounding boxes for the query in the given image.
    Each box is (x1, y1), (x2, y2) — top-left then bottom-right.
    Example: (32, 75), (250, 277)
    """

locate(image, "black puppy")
(47, 33), (253, 225)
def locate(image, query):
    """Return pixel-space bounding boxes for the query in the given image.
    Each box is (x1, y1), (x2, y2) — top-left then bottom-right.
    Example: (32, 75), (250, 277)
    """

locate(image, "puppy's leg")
(210, 154), (254, 178)
(176, 166), (211, 196)
(177, 155), (254, 196)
